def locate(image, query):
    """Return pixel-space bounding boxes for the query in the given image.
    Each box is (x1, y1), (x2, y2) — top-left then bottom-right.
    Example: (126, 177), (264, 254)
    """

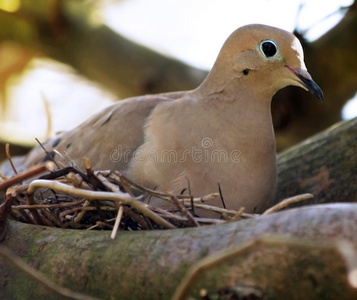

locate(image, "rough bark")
(275, 116), (357, 206)
(1, 204), (357, 300)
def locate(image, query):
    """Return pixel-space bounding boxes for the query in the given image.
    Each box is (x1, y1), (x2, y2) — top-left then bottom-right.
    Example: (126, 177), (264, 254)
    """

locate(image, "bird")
(1, 24), (323, 216)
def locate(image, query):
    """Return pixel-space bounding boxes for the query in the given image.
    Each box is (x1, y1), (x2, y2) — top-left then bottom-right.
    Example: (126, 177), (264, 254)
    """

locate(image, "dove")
(1, 24), (323, 216)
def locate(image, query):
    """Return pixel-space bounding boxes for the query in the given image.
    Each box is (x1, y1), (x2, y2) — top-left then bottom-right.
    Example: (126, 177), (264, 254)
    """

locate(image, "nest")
(0, 153), (313, 238)
(0, 159), (255, 235)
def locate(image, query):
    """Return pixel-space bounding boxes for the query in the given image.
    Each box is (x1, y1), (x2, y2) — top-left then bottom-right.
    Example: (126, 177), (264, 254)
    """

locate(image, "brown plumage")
(1, 24), (323, 215)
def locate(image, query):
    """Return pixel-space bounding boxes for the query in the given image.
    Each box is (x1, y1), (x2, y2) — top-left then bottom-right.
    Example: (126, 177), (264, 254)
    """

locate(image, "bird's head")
(206, 24), (323, 101)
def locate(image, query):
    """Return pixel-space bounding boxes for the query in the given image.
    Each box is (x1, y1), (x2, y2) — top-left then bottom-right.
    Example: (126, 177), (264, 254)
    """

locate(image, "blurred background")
(0, 0), (356, 161)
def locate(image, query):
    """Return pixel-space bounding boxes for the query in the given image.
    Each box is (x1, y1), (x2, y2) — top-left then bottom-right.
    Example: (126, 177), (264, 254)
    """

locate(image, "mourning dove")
(1, 24), (323, 215)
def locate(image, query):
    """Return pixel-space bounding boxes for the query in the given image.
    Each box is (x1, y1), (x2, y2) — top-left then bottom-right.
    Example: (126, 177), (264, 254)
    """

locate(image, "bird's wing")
(1, 92), (185, 176)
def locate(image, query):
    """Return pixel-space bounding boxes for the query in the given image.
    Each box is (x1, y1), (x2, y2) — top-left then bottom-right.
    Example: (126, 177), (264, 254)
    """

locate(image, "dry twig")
(262, 193), (314, 215)
(111, 205), (124, 239)
(27, 180), (175, 229)
(170, 195), (199, 227)
(0, 164), (48, 191)
(5, 143), (17, 175)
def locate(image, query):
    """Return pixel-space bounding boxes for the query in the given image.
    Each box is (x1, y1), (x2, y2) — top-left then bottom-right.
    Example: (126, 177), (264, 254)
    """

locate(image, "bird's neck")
(195, 71), (274, 115)
(192, 73), (276, 154)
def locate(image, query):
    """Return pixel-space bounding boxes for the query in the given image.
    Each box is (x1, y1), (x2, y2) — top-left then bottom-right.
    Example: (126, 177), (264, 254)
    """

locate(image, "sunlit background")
(106, 0), (352, 69)
(0, 0), (355, 145)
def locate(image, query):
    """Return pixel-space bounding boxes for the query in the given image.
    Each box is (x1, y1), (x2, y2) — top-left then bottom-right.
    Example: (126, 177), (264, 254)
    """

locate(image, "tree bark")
(1, 204), (357, 300)
(275, 116), (357, 206)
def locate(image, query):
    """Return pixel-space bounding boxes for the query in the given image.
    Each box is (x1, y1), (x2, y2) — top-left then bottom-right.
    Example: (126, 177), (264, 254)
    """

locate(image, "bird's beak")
(286, 66), (324, 102)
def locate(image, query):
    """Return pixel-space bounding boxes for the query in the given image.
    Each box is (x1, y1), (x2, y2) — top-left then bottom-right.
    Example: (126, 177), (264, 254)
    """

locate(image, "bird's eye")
(259, 39), (279, 59)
